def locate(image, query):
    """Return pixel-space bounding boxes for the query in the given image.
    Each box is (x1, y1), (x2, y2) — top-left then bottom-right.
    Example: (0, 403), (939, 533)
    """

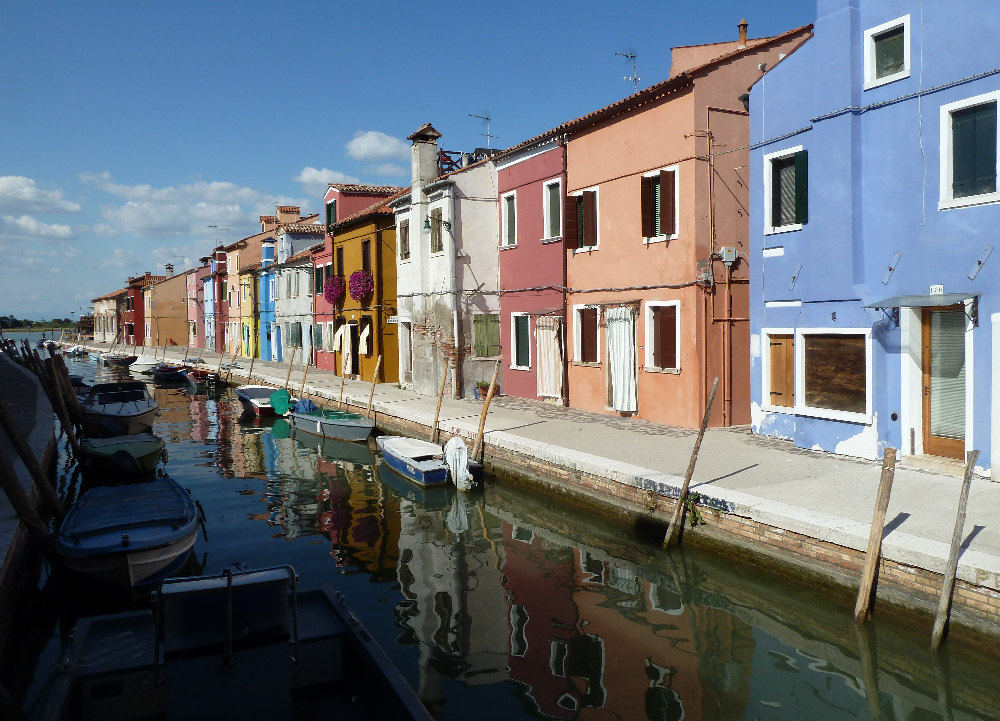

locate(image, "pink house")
(494, 136), (567, 403)
(562, 21), (812, 428)
(187, 260), (210, 348)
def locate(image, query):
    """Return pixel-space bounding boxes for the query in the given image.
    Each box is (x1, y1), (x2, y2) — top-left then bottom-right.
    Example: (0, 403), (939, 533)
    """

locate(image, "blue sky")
(0, 0), (815, 320)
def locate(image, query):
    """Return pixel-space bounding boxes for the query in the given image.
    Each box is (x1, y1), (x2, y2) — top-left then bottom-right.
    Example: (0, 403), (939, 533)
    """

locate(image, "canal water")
(15, 352), (1000, 720)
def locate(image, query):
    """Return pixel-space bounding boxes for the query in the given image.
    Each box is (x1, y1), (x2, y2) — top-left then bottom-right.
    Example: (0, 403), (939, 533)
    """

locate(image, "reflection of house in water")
(187, 394), (218, 443)
(395, 495), (508, 712)
(150, 385), (196, 443)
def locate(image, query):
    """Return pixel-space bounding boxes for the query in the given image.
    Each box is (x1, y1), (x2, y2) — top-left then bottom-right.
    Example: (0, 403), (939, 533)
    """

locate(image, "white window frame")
(763, 145), (805, 235)
(509, 312), (531, 370)
(863, 14), (910, 90)
(795, 327), (873, 424)
(643, 300), (681, 372)
(570, 186), (600, 252)
(542, 178), (562, 242)
(573, 304), (601, 364)
(501, 190), (517, 248)
(642, 165), (679, 244)
(939, 90), (1000, 210)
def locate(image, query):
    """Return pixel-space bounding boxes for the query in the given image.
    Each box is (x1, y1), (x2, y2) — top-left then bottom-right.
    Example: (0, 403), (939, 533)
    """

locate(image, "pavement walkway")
(18, 342), (1000, 595)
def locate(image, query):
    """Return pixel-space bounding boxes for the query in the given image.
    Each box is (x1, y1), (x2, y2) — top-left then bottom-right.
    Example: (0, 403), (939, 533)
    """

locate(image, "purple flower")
(324, 275), (345, 304)
(348, 270), (374, 301)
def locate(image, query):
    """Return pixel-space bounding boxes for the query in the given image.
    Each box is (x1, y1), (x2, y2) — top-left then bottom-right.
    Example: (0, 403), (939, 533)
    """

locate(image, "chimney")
(165, 263), (174, 278)
(276, 206), (301, 225)
(738, 18), (748, 48)
(407, 123), (442, 186)
(260, 215), (278, 233)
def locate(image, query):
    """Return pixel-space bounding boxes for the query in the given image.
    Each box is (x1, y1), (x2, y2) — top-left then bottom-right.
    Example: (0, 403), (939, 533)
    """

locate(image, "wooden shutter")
(769, 334), (794, 407)
(515, 315), (529, 367)
(474, 314), (486, 356)
(487, 315), (501, 356)
(580, 307), (597, 363)
(652, 305), (677, 369)
(563, 195), (579, 250)
(582, 191), (597, 247)
(794, 150), (808, 224)
(954, 103), (998, 198)
(362, 240), (371, 272)
(336, 247), (344, 277)
(430, 208), (443, 253)
(547, 183), (561, 238)
(504, 195), (516, 245)
(314, 265), (323, 295)
(660, 170), (676, 235)
(640, 176), (654, 238)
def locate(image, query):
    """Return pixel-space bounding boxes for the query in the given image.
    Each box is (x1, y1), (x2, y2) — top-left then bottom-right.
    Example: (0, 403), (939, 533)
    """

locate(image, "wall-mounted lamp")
(423, 217), (451, 232)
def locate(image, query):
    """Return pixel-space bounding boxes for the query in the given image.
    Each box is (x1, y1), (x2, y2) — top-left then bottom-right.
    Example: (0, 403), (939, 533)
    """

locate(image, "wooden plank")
(854, 447), (897, 623)
(931, 449), (979, 650)
(662, 377), (719, 549)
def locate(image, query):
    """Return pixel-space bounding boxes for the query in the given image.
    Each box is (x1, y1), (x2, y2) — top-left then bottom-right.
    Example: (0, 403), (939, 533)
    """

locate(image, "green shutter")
(794, 150), (808, 224)
(515, 315), (529, 367)
(473, 314), (486, 356)
(314, 265), (323, 295)
(547, 183), (561, 238)
(954, 103), (997, 198)
(874, 26), (904, 79)
(640, 175), (653, 237)
(487, 315), (501, 357)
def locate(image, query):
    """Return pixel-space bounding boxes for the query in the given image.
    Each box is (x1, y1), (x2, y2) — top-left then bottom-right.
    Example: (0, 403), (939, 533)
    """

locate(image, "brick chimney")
(738, 18), (748, 48)
(276, 205), (301, 225)
(260, 215), (278, 233)
(165, 263), (174, 278)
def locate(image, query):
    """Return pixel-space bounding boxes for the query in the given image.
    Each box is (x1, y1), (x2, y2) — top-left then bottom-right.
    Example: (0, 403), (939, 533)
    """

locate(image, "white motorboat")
(80, 380), (158, 436)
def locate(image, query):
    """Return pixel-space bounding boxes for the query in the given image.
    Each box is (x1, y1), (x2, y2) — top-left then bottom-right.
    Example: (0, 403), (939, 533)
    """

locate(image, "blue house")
(203, 260), (216, 352)
(259, 238), (280, 361)
(749, 0), (998, 475)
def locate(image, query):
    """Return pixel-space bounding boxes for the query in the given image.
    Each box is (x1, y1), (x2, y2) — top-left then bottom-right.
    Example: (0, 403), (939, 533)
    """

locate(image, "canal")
(12, 352), (1000, 720)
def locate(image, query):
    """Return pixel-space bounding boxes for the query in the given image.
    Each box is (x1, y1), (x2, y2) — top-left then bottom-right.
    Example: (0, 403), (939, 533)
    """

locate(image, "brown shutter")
(769, 334), (794, 407)
(582, 191), (597, 247)
(640, 175), (653, 238)
(580, 307), (597, 363)
(660, 170), (676, 236)
(563, 194), (579, 250)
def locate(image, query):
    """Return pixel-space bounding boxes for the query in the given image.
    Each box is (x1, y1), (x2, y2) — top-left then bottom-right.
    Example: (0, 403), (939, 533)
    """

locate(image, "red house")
(123, 271), (164, 346)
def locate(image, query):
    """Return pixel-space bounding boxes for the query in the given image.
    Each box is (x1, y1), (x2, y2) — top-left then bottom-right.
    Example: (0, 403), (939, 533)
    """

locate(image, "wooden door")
(921, 306), (966, 459)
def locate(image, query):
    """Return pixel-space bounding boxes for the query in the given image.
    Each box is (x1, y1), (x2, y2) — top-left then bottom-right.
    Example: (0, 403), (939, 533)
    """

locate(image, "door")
(921, 306), (966, 459)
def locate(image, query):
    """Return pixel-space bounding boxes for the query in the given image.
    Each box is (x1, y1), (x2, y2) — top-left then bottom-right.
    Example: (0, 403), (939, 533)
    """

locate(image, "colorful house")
(239, 262), (260, 359)
(259, 239), (279, 361)
(92, 288), (126, 344)
(207, 248), (227, 353)
(561, 21), (811, 428)
(316, 195), (400, 382)
(748, 0), (999, 474)
(389, 124), (500, 398)
(146, 265), (190, 348)
(274, 223), (324, 364)
(493, 134), (567, 403)
(123, 271), (165, 347)
(187, 261), (210, 349)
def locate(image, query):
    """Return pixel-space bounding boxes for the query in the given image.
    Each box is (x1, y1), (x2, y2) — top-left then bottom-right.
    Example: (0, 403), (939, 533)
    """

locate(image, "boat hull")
(236, 385), (278, 417)
(288, 410), (374, 442)
(82, 406), (158, 436)
(375, 436), (450, 487)
(80, 433), (165, 477)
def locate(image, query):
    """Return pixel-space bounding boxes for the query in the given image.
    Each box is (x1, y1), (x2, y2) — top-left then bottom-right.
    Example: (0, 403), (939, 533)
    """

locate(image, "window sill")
(573, 246), (598, 254)
(541, 236), (562, 244)
(573, 360), (601, 368)
(764, 404), (872, 425)
(509, 364), (530, 371)
(643, 366), (680, 374)
(863, 70), (909, 91)
(939, 191), (1000, 211)
(764, 223), (803, 235)
(499, 243), (518, 250)
(643, 234), (677, 245)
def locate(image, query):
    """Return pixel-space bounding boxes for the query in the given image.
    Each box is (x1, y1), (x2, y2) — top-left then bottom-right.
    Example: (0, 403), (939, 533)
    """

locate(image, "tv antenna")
(468, 113), (498, 151)
(615, 51), (640, 93)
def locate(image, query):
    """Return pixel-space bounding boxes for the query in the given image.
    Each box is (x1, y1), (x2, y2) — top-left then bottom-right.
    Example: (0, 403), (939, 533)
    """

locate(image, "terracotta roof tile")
(330, 188), (412, 229)
(328, 183), (405, 195)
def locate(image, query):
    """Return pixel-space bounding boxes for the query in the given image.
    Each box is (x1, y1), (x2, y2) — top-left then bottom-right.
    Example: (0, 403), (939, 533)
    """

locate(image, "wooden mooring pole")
(854, 447), (897, 624)
(471, 360), (501, 462)
(931, 449), (979, 650)
(366, 355), (382, 417)
(663, 377), (719, 549)
(430, 361), (450, 444)
(284, 346), (298, 390)
(0, 400), (64, 520)
(300, 353), (311, 398)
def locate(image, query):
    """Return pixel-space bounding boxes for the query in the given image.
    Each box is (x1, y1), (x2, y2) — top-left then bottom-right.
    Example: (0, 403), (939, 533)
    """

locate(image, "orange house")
(563, 21), (811, 428)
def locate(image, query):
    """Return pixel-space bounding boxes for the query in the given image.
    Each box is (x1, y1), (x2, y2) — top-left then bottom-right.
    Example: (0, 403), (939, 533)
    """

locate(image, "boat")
(32, 566), (433, 721)
(55, 476), (199, 590)
(290, 426), (375, 467)
(286, 402), (375, 443)
(100, 353), (138, 368)
(186, 366), (221, 386)
(236, 384), (290, 417)
(79, 432), (166, 480)
(376, 458), (454, 508)
(375, 435), (483, 489)
(65, 344), (87, 357)
(80, 380), (158, 436)
(129, 354), (161, 374)
(151, 362), (189, 383)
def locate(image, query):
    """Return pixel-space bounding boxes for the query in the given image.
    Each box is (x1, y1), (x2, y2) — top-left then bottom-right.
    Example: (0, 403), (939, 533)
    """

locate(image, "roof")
(92, 287), (128, 302)
(239, 262), (262, 274)
(282, 221), (325, 234)
(330, 187), (411, 230)
(494, 24), (812, 161)
(327, 183), (405, 195)
(275, 243), (323, 268)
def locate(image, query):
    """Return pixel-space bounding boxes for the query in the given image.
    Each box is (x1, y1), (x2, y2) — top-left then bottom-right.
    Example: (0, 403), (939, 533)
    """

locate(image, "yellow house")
(239, 264), (260, 358)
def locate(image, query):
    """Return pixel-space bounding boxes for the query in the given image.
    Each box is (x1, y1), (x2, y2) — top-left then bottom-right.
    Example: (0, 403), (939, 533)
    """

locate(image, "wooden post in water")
(431, 360), (450, 443)
(183, 345), (190, 363)
(248, 354), (255, 382)
(663, 377), (719, 549)
(216, 350), (225, 374)
(0, 400), (64, 520)
(284, 346), (298, 389)
(854, 447), (897, 624)
(931, 449), (979, 651)
(52, 353), (83, 427)
(35, 352), (83, 460)
(471, 360), (501, 461)
(854, 623), (884, 721)
(366, 355), (382, 417)
(337, 371), (346, 410)
(226, 342), (241, 383)
(300, 355), (311, 398)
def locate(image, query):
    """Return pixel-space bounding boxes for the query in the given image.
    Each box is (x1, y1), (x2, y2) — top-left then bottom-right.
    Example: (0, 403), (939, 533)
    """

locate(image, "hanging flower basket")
(324, 275), (345, 304)
(348, 269), (374, 301)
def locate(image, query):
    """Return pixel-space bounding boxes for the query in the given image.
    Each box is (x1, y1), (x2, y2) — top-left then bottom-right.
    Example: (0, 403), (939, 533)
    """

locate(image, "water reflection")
(51, 357), (1000, 721)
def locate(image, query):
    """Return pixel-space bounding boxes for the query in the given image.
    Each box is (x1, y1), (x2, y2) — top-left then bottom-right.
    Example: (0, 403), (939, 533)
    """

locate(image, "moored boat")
(287, 405), (374, 442)
(99, 353), (138, 368)
(186, 367), (221, 386)
(236, 384), (289, 417)
(79, 432), (166, 479)
(151, 362), (189, 383)
(375, 435), (483, 489)
(129, 354), (161, 374)
(56, 476), (199, 590)
(80, 380), (158, 436)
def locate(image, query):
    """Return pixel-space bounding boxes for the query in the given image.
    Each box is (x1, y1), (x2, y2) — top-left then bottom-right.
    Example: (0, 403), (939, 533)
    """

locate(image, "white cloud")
(293, 167), (361, 197)
(0, 176), (82, 213)
(368, 163), (408, 178)
(345, 131), (409, 162)
(0, 214), (74, 240)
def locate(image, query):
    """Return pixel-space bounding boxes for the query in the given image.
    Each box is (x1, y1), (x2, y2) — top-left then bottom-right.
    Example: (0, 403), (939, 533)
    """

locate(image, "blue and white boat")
(286, 401), (375, 443)
(375, 435), (482, 489)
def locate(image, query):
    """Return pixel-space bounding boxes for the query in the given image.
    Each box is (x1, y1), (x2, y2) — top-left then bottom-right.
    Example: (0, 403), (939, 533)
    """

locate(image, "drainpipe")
(448, 189), (461, 399)
(559, 133), (570, 407)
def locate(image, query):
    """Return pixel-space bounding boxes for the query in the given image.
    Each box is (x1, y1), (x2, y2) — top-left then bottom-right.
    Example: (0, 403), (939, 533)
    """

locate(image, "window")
(326, 321), (334, 351)
(565, 190), (598, 250)
(644, 301), (679, 371)
(641, 168), (677, 241)
(314, 264), (323, 295)
(511, 313), (530, 369)
(764, 146), (807, 233)
(293, 271), (300, 297)
(312, 323), (322, 350)
(543, 180), (561, 240)
(399, 220), (410, 260)
(501, 191), (516, 246)
(362, 239), (371, 272)
(285, 273), (291, 298)
(336, 247), (344, 277)
(430, 208), (444, 253)
(864, 15), (910, 89)
(473, 313), (500, 357)
(325, 199), (337, 231)
(325, 262), (332, 285)
(940, 92), (999, 209)
(575, 306), (599, 364)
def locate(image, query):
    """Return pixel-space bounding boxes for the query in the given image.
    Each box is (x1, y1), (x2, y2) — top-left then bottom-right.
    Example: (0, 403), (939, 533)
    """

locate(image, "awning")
(864, 292), (980, 309)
